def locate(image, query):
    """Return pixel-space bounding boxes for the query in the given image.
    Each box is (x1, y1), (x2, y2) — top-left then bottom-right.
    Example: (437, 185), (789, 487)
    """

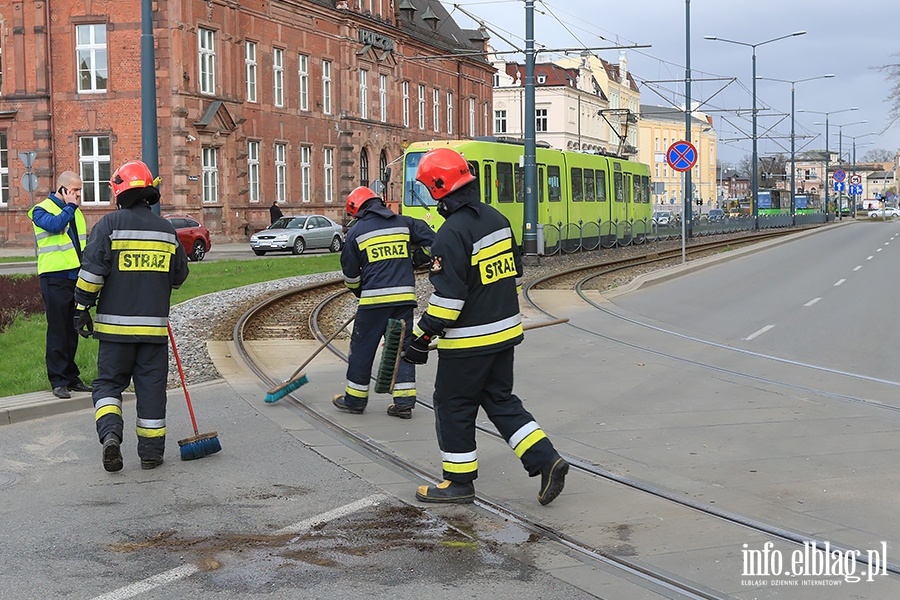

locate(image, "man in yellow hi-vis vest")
(27, 170), (92, 399)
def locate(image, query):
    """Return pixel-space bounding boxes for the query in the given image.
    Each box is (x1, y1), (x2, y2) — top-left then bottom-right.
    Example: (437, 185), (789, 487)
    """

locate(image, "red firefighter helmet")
(110, 161), (155, 198)
(346, 186), (380, 217)
(414, 148), (475, 200)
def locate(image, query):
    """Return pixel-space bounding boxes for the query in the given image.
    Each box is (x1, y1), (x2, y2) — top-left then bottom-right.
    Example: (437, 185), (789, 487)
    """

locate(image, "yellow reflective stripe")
(94, 323), (168, 337)
(426, 304), (461, 320)
(513, 430), (547, 458)
(392, 388), (417, 397)
(442, 459), (478, 474)
(470, 237), (512, 266)
(111, 239), (177, 253)
(345, 386), (368, 399)
(136, 426), (166, 438)
(95, 405), (122, 420)
(76, 279), (103, 293)
(358, 293), (417, 305)
(437, 323), (523, 350)
(358, 232), (410, 250)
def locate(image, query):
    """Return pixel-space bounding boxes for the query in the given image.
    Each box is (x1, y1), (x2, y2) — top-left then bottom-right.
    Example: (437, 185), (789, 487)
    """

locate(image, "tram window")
(584, 168), (595, 202)
(642, 176), (651, 203)
(483, 163), (493, 204)
(514, 164), (524, 203)
(538, 168), (544, 202)
(548, 165), (561, 202)
(613, 172), (624, 202)
(497, 162), (514, 203)
(571, 167), (583, 202)
(596, 170), (607, 201)
(632, 177), (641, 203)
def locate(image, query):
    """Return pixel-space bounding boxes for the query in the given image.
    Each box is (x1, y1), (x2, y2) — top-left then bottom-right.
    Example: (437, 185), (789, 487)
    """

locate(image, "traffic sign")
(849, 173), (862, 185)
(833, 169), (846, 183)
(849, 184), (863, 195)
(20, 172), (38, 193)
(834, 182), (845, 192)
(666, 141), (698, 172)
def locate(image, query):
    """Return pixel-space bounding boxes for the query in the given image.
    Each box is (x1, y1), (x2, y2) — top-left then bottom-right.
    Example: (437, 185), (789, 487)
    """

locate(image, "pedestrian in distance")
(74, 160), (189, 472)
(403, 147), (568, 505)
(332, 186), (434, 419)
(27, 170), (93, 399)
(270, 200), (283, 225)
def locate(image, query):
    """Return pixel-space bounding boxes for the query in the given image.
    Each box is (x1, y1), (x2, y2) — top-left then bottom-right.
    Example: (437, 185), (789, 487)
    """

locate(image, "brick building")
(0, 0), (494, 245)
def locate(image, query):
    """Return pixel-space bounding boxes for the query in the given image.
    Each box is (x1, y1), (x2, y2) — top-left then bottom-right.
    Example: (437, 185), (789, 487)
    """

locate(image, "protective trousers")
(40, 277), (80, 388)
(433, 347), (558, 484)
(93, 340), (168, 459)
(344, 305), (417, 410)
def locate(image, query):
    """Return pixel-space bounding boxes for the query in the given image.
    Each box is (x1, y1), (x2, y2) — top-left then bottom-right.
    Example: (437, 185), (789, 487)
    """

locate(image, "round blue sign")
(666, 141), (698, 172)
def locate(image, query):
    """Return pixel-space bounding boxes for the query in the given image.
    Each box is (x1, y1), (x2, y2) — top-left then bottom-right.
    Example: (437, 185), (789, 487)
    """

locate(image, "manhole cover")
(0, 472), (22, 488)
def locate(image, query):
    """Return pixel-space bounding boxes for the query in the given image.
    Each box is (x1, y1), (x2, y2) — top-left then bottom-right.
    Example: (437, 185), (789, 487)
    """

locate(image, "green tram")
(400, 138), (652, 252)
(757, 190), (822, 215)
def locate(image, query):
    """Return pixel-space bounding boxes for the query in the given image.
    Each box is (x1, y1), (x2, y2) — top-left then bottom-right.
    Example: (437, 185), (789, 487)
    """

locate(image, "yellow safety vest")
(27, 198), (87, 274)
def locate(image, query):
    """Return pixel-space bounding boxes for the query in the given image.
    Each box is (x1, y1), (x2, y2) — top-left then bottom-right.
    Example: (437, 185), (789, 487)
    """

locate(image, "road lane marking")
(743, 325), (774, 341)
(867, 256), (874, 260)
(854, 266), (862, 271)
(90, 493), (386, 600)
(878, 248), (883, 252)
(804, 297), (821, 307)
(834, 279), (846, 286)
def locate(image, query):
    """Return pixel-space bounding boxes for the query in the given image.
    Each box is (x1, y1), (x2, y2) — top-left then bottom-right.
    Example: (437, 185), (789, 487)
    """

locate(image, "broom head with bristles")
(264, 373), (310, 404)
(374, 318), (405, 394)
(178, 431), (222, 461)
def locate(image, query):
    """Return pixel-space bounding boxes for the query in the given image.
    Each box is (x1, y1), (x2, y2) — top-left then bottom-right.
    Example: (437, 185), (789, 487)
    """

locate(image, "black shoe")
(332, 394), (365, 414)
(102, 434), (123, 473)
(68, 381), (93, 393)
(416, 480), (475, 504)
(52, 386), (71, 399)
(538, 457), (569, 506)
(386, 404), (412, 419)
(141, 457), (164, 470)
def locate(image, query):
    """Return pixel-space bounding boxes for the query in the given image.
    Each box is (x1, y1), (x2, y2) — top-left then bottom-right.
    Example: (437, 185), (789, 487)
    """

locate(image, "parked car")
(164, 214), (211, 262)
(706, 208), (725, 222)
(868, 207), (900, 219)
(652, 210), (677, 226)
(250, 215), (344, 255)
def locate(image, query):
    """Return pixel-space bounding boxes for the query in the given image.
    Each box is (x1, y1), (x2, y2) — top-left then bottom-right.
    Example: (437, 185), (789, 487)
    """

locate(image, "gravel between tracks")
(166, 235), (737, 388)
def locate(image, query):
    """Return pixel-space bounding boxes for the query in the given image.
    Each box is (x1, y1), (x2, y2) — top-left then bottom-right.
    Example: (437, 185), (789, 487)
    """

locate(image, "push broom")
(264, 315), (355, 403)
(167, 322), (222, 461)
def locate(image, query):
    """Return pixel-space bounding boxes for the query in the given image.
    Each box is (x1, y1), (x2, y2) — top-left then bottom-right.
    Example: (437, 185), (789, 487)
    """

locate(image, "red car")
(164, 214), (211, 261)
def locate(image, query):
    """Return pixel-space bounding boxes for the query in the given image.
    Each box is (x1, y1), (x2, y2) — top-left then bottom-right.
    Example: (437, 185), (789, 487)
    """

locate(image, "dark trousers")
(344, 305), (417, 409)
(433, 347), (557, 483)
(93, 341), (168, 459)
(40, 277), (80, 389)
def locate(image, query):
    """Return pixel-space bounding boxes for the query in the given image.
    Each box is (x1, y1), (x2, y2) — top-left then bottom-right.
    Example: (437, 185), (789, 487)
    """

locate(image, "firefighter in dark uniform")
(74, 160), (189, 472)
(332, 186), (435, 419)
(403, 147), (568, 505)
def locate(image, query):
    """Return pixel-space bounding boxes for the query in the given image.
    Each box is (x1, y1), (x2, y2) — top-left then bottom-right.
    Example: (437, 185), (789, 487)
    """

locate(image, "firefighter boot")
(101, 433), (123, 473)
(415, 480), (475, 504)
(332, 394), (365, 414)
(141, 457), (164, 470)
(538, 456), (569, 506)
(386, 403), (412, 419)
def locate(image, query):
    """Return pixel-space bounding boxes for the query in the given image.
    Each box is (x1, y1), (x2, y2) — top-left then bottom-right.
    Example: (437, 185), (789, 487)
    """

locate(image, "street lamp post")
(704, 31), (806, 229)
(756, 74), (834, 224)
(798, 107), (857, 219)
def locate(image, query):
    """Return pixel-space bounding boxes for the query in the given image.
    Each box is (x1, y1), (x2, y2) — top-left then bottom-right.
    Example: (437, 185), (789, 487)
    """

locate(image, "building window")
(298, 54), (309, 111)
(273, 47), (284, 108)
(0, 132), (7, 205)
(535, 108), (548, 133)
(418, 84), (426, 130)
(379, 150), (388, 183)
(493, 73), (500, 87)
(379, 73), (387, 122)
(360, 148), (369, 186)
(201, 147), (218, 204)
(245, 42), (257, 103)
(199, 28), (216, 96)
(433, 88), (440, 132)
(469, 98), (475, 137)
(76, 24), (108, 93)
(0, 40), (3, 93)
(483, 103), (489, 137)
(494, 110), (507, 134)
(322, 60), (332, 114)
(447, 91), (453, 134)
(248, 141), (260, 203)
(402, 81), (410, 127)
(324, 148), (334, 203)
(275, 143), (287, 202)
(300, 146), (311, 203)
(359, 69), (368, 119)
(79, 136), (111, 204)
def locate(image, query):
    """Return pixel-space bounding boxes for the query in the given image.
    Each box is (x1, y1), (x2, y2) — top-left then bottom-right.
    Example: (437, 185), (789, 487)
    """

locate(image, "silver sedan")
(250, 215), (344, 255)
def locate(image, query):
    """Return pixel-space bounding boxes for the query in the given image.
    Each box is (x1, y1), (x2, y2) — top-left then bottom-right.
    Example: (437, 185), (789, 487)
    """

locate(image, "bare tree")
(878, 56), (900, 129)
(759, 154), (788, 189)
(862, 148), (895, 163)
(737, 155), (753, 178)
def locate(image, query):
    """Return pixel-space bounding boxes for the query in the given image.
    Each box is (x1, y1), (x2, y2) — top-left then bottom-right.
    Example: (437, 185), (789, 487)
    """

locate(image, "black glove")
(402, 334), (432, 365)
(74, 305), (94, 338)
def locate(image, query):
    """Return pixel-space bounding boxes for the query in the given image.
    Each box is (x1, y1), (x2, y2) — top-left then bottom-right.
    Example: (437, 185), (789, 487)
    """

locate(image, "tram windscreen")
(403, 152), (437, 208)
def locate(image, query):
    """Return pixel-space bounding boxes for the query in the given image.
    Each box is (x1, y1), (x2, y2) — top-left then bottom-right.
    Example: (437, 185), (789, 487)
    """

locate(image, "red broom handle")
(167, 322), (199, 436)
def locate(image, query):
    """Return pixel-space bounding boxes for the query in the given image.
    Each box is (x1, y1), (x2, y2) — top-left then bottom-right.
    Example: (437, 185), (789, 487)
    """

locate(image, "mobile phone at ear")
(58, 186), (68, 195)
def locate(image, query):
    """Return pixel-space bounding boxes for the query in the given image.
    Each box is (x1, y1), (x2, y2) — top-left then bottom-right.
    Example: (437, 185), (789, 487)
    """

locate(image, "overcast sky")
(450, 0), (900, 165)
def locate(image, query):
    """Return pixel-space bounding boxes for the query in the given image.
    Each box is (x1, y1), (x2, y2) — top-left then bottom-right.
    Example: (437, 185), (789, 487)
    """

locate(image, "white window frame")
(245, 41), (257, 103)
(322, 60), (332, 114)
(402, 81), (410, 127)
(199, 28), (216, 96)
(248, 141), (260, 203)
(298, 54), (309, 111)
(78, 135), (111, 204)
(483, 102), (489, 137)
(418, 84), (425, 130)
(275, 143), (287, 203)
(379, 73), (387, 122)
(273, 47), (284, 108)
(469, 98), (475, 137)
(494, 110), (507, 134)
(359, 69), (368, 119)
(300, 146), (311, 203)
(324, 148), (334, 203)
(535, 108), (548, 133)
(76, 24), (108, 93)
(0, 132), (8, 205)
(202, 146), (218, 204)
(447, 92), (454, 135)
(433, 88), (440, 132)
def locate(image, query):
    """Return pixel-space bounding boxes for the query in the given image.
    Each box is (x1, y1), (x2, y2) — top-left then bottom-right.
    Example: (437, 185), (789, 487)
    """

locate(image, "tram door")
(624, 173), (632, 221)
